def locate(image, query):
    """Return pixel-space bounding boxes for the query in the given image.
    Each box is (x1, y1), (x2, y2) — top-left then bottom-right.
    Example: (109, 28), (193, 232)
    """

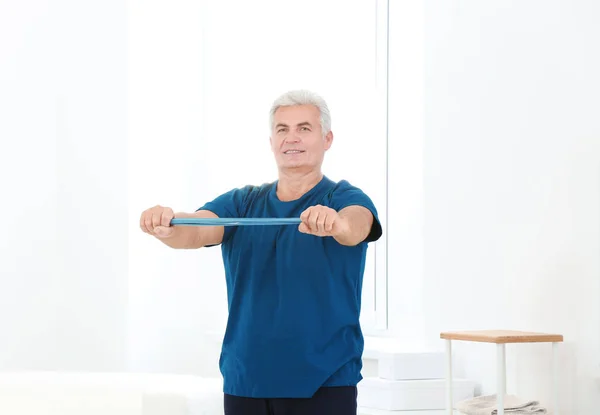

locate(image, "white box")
(378, 350), (445, 380)
(358, 377), (476, 411)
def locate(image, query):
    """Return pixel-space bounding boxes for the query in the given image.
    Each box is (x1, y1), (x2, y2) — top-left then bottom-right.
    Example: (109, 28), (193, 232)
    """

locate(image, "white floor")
(359, 408), (460, 415)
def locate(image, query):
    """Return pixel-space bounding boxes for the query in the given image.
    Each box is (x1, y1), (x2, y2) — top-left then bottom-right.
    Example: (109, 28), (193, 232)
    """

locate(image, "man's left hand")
(298, 205), (349, 237)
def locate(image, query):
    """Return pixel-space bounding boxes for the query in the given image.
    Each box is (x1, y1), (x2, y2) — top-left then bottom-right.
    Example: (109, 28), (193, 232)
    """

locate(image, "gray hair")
(269, 90), (331, 136)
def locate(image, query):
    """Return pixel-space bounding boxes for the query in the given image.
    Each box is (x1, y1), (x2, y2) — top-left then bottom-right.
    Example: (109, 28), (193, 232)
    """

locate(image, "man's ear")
(324, 130), (334, 150)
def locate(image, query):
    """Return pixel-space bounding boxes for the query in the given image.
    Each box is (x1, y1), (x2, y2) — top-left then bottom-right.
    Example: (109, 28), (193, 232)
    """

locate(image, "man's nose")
(285, 134), (301, 143)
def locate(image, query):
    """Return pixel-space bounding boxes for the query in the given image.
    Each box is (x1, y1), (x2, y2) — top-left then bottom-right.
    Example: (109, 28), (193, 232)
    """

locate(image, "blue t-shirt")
(198, 175), (382, 398)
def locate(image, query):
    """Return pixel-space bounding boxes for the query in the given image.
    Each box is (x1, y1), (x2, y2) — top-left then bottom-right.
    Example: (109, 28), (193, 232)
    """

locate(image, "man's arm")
(140, 206), (224, 249)
(298, 204), (378, 246)
(334, 205), (375, 246)
(161, 210), (225, 249)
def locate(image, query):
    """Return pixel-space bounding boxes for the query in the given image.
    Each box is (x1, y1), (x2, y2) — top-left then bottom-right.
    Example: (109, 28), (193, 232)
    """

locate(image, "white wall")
(418, 0), (600, 412)
(54, 0), (129, 371)
(0, 0), (128, 371)
(0, 0), (59, 370)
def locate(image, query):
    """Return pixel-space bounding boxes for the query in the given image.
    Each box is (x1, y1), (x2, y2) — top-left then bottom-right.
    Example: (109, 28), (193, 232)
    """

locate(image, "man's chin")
(278, 163), (313, 173)
(279, 162), (304, 169)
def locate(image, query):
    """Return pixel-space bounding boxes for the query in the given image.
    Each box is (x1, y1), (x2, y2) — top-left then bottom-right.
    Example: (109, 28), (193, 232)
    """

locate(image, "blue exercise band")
(170, 218), (302, 227)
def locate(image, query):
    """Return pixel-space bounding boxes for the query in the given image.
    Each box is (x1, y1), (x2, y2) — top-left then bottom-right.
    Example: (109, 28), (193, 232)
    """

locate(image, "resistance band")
(170, 218), (302, 227)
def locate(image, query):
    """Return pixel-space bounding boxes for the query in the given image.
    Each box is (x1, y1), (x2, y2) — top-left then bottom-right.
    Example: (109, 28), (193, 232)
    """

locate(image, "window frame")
(359, 0), (390, 336)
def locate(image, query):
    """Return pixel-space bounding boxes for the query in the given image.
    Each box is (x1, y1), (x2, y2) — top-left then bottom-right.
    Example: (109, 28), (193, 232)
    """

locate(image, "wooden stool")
(440, 330), (563, 415)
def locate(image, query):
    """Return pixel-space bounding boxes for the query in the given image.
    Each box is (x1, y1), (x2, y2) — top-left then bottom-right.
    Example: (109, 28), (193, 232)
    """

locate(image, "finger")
(298, 223), (309, 234)
(140, 213), (149, 233)
(151, 212), (161, 230)
(144, 215), (154, 233)
(300, 207), (312, 224)
(316, 211), (327, 233)
(161, 209), (173, 227)
(308, 210), (320, 233)
(301, 208), (313, 232)
(324, 212), (336, 232)
(154, 226), (174, 238)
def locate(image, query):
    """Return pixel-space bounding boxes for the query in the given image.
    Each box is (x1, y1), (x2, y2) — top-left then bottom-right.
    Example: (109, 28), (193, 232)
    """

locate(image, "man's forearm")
(157, 212), (200, 249)
(334, 206), (374, 246)
(157, 211), (223, 249)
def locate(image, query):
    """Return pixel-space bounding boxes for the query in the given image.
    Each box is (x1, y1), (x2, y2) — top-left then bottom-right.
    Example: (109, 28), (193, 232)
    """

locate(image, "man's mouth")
(284, 150), (305, 154)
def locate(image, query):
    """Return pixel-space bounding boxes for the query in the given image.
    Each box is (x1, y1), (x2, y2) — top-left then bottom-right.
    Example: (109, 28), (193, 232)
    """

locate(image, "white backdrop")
(0, 0), (129, 371)
(3, 2), (599, 411)
(126, 0), (389, 374)
(421, 0), (600, 411)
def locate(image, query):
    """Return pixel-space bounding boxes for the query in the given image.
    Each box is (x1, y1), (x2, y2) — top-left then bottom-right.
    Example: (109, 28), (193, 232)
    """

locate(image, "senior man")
(140, 90), (382, 415)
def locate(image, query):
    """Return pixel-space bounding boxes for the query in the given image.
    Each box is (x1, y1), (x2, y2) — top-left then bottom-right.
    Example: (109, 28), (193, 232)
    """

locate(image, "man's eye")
(278, 129), (286, 133)
(301, 127), (310, 131)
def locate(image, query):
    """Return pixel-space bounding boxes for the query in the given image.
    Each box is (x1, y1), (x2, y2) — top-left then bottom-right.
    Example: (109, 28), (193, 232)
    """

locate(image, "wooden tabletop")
(440, 330), (563, 344)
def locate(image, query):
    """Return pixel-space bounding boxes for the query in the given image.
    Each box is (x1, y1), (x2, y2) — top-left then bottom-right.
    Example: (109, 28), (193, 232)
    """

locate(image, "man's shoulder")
(225, 181), (275, 205)
(323, 176), (378, 212)
(229, 180), (276, 194)
(325, 177), (368, 196)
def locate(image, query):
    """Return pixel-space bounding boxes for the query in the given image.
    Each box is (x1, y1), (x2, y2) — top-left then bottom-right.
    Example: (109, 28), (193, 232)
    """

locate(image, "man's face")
(270, 104), (333, 173)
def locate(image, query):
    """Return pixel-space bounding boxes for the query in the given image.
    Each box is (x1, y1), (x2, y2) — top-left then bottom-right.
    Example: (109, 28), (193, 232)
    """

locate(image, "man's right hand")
(140, 205), (175, 239)
(139, 206), (224, 249)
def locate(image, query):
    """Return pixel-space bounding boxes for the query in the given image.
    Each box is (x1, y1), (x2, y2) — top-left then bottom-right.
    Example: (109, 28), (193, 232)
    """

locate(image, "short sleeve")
(196, 186), (250, 245)
(330, 180), (383, 243)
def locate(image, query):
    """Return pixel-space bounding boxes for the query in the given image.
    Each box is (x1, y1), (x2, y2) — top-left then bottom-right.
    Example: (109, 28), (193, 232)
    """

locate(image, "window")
(127, 0), (390, 366)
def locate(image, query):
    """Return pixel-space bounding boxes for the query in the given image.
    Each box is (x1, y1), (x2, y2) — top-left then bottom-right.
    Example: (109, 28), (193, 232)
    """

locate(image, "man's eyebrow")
(275, 121), (313, 129)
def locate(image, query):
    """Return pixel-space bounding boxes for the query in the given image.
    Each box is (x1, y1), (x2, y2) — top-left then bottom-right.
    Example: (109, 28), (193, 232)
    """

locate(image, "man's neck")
(276, 170), (324, 202)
